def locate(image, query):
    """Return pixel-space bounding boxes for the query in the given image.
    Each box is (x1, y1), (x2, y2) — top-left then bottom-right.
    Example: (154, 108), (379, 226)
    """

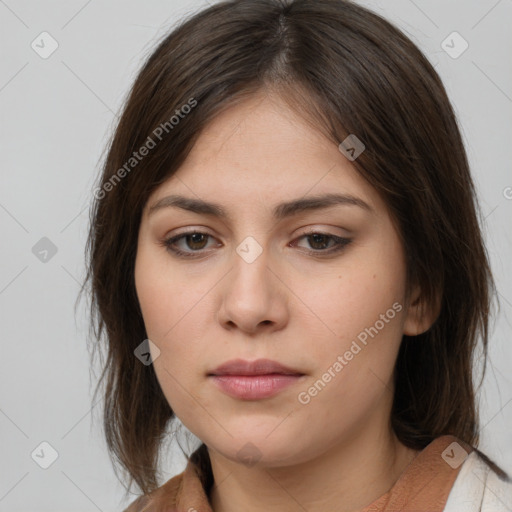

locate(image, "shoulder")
(123, 495), (151, 512)
(122, 471), (185, 512)
(444, 451), (512, 511)
(122, 447), (211, 512)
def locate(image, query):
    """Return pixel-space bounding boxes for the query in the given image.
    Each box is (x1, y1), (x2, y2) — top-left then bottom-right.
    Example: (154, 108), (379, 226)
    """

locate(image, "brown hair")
(81, 0), (505, 499)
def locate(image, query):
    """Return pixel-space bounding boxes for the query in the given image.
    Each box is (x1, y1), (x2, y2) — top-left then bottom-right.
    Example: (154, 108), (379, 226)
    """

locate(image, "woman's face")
(135, 90), (418, 467)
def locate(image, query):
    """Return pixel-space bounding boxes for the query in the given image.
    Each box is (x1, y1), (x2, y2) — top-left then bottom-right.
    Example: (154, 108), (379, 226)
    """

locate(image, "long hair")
(81, 0), (502, 498)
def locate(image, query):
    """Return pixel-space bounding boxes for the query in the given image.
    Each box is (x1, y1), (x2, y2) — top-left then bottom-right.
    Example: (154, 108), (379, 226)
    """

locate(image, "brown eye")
(183, 233), (209, 250)
(293, 232), (352, 256)
(162, 231), (218, 258)
(306, 234), (333, 250)
(161, 230), (351, 259)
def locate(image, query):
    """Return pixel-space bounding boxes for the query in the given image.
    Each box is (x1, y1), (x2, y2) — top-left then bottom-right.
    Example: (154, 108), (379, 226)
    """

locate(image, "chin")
(205, 433), (308, 468)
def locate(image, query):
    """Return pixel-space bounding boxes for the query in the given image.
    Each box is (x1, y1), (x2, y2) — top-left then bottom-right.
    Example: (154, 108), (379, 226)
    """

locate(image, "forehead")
(144, 91), (385, 219)
(180, 90), (335, 174)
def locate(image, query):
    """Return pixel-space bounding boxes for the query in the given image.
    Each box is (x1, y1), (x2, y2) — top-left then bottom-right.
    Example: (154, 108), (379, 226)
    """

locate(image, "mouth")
(208, 374), (305, 400)
(208, 358), (305, 377)
(207, 358), (306, 400)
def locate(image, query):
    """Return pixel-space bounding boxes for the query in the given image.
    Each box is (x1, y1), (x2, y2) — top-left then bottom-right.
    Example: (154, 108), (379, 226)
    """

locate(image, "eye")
(160, 230), (352, 259)
(292, 232), (352, 256)
(161, 231), (218, 258)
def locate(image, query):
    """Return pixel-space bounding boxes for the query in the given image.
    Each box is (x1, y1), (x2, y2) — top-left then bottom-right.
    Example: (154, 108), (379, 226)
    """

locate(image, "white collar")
(444, 451), (512, 511)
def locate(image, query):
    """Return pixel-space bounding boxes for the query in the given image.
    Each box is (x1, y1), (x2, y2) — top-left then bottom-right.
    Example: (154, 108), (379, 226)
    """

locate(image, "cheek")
(292, 238), (406, 399)
(135, 260), (201, 417)
(135, 246), (200, 340)
(294, 280), (404, 431)
(134, 246), (210, 383)
(294, 256), (406, 351)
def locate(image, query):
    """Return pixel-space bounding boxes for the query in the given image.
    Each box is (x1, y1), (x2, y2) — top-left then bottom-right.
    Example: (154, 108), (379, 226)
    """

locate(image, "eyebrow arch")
(148, 193), (374, 221)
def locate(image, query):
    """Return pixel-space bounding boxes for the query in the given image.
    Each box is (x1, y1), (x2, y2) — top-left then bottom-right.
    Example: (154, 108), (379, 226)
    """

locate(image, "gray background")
(1, 0), (511, 510)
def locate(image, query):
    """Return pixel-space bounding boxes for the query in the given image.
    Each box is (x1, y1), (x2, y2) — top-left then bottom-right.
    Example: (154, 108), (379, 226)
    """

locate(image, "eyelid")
(161, 225), (349, 244)
(160, 227), (352, 259)
(297, 225), (351, 237)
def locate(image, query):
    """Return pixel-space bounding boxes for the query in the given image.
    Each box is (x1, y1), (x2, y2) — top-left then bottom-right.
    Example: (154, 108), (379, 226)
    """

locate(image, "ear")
(402, 283), (441, 336)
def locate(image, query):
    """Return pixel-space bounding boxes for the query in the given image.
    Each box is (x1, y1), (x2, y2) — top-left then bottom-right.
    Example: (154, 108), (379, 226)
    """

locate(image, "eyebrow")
(147, 192), (373, 221)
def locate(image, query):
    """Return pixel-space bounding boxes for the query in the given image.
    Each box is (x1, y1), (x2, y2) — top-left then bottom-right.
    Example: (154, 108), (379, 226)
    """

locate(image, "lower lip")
(209, 374), (304, 400)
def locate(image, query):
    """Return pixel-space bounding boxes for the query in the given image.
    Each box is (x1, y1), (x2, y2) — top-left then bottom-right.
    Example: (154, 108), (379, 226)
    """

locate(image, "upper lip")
(208, 358), (304, 376)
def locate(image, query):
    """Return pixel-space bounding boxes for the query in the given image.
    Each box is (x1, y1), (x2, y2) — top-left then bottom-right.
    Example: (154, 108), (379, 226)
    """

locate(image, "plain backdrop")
(0, 0), (511, 510)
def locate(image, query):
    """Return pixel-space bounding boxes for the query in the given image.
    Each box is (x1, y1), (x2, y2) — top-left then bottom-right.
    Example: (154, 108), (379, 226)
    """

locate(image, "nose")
(217, 241), (289, 335)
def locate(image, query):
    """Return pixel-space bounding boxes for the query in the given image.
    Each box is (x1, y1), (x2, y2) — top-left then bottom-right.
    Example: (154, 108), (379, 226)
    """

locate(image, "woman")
(83, 0), (512, 510)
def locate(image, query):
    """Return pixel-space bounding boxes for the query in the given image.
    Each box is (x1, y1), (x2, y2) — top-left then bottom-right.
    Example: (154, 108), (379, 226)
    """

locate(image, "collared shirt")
(123, 434), (512, 511)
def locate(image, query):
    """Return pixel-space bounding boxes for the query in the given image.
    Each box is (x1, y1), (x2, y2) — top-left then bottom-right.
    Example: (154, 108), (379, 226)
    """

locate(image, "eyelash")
(160, 230), (352, 259)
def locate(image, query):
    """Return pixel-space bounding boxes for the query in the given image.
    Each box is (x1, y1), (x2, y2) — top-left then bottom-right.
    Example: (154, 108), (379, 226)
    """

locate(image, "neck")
(207, 425), (419, 512)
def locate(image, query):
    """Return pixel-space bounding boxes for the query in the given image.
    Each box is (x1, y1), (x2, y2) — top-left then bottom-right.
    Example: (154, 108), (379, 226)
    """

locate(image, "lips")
(208, 358), (304, 376)
(208, 358), (306, 400)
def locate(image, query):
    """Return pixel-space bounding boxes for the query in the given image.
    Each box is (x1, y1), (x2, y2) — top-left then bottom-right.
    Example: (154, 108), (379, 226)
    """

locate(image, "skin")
(134, 89), (435, 512)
